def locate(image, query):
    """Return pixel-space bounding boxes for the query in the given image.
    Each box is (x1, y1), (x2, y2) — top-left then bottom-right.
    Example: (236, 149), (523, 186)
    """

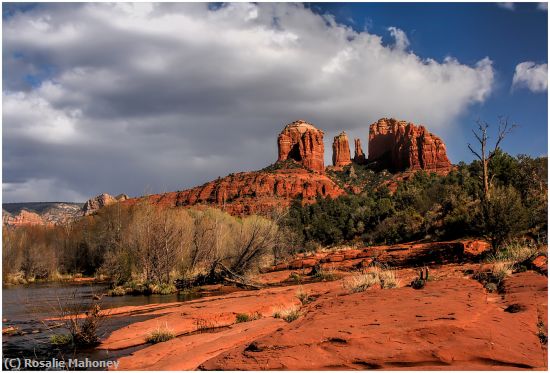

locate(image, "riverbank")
(3, 272), (105, 286)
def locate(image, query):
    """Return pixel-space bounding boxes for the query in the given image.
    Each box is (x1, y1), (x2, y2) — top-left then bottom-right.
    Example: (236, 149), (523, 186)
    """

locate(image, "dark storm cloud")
(3, 3), (494, 202)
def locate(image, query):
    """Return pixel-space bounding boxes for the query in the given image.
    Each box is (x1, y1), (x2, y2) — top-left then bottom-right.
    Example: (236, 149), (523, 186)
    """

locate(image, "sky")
(2, 2), (548, 203)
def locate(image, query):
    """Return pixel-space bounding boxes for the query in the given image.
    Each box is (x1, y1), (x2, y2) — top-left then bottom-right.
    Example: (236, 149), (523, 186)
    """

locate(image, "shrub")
(4, 271), (27, 285)
(282, 308), (300, 322)
(149, 283), (177, 295)
(481, 185), (528, 249)
(235, 312), (261, 323)
(145, 325), (175, 344)
(312, 267), (337, 281)
(537, 321), (548, 345)
(50, 334), (72, 346)
(489, 240), (541, 265)
(73, 303), (102, 346)
(53, 291), (104, 347)
(236, 313), (250, 323)
(288, 272), (302, 283)
(107, 286), (126, 296)
(194, 318), (216, 332)
(490, 261), (514, 283)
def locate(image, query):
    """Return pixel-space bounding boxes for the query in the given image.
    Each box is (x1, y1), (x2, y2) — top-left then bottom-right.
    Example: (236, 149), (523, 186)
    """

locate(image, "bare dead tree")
(467, 117), (517, 200)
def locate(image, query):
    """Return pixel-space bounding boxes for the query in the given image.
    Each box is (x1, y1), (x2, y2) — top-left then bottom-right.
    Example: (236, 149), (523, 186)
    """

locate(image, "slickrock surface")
(103, 280), (342, 351)
(115, 318), (285, 370)
(277, 120), (325, 173)
(100, 240), (546, 371)
(332, 131), (352, 168)
(368, 118), (451, 173)
(201, 274), (547, 370)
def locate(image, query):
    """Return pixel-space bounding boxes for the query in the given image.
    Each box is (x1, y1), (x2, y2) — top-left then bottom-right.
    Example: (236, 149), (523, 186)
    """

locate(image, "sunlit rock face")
(368, 118), (451, 173)
(277, 120), (325, 173)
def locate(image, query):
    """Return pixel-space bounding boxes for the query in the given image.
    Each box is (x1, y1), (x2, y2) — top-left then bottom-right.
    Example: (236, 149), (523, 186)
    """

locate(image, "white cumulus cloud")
(3, 3), (495, 201)
(512, 61), (548, 93)
(387, 26), (410, 51)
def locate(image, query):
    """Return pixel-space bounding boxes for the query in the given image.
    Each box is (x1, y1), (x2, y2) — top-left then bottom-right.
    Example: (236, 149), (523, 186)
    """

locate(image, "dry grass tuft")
(295, 287), (315, 305)
(490, 261), (514, 283)
(145, 324), (175, 344)
(342, 266), (399, 293)
(272, 305), (301, 322)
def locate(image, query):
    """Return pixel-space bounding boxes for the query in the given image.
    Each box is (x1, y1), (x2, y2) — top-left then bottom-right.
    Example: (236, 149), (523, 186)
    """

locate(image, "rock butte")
(368, 118), (451, 173)
(277, 120), (325, 173)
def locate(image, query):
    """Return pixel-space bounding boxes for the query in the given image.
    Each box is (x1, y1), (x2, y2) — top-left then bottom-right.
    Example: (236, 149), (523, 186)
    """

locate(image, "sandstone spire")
(332, 131), (351, 167)
(353, 138), (366, 164)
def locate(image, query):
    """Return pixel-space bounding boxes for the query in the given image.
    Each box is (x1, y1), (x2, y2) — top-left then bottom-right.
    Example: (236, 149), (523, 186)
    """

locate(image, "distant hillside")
(3, 202), (84, 227)
(3, 202), (84, 214)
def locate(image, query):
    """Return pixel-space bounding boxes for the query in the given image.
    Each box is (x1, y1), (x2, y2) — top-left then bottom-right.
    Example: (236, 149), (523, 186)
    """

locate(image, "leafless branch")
(467, 143), (482, 160)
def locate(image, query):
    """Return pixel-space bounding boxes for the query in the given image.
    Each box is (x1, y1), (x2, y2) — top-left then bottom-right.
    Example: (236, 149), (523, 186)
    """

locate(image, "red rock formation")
(3, 209), (47, 227)
(277, 120), (325, 173)
(332, 132), (351, 167)
(82, 193), (128, 215)
(368, 118), (451, 173)
(353, 138), (366, 164)
(132, 168), (344, 216)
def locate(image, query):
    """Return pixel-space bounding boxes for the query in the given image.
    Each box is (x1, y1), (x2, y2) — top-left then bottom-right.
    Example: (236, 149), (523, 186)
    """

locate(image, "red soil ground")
(95, 241), (547, 370)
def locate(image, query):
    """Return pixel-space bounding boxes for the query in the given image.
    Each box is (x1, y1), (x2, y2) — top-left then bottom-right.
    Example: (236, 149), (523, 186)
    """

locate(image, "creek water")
(2, 282), (200, 370)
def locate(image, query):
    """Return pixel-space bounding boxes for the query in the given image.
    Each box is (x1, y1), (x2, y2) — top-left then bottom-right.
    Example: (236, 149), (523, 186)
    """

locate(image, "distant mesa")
(277, 120), (325, 173)
(3, 202), (83, 227)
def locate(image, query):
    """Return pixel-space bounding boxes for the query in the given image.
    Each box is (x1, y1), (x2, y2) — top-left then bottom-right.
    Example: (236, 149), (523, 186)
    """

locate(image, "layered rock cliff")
(277, 120), (325, 173)
(368, 118), (451, 173)
(137, 167), (344, 215)
(332, 132), (352, 168)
